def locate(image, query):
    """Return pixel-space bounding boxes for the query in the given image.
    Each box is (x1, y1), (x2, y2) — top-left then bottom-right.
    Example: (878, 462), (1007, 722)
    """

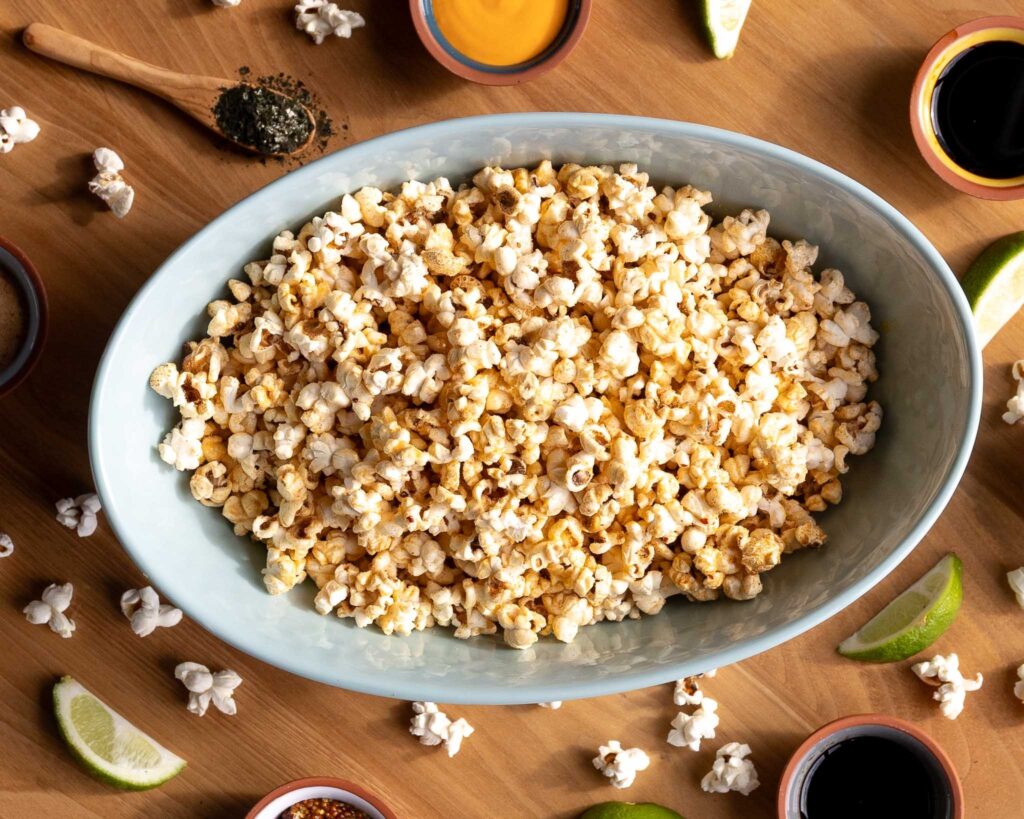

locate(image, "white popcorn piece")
(0, 532), (13, 558)
(1014, 664), (1024, 704)
(158, 418), (206, 471)
(294, 1), (365, 45)
(912, 653), (983, 720)
(1007, 568), (1024, 609)
(212, 0), (240, 6)
(88, 147), (134, 218)
(537, 701), (562, 709)
(120, 586), (183, 637)
(701, 742), (760, 795)
(0, 106), (40, 153)
(173, 662), (242, 716)
(667, 697), (719, 751)
(409, 701), (474, 757)
(55, 494), (102, 538)
(23, 582), (76, 638)
(674, 669), (716, 706)
(593, 740), (650, 789)
(1004, 361), (1024, 424)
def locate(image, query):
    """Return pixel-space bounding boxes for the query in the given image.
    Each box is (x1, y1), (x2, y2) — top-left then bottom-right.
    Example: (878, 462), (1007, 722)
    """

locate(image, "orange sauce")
(433, 0), (570, 67)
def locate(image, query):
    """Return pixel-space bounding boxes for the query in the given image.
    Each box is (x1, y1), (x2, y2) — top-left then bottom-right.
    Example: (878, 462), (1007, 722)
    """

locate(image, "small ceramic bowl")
(245, 777), (397, 819)
(0, 236), (47, 398)
(910, 15), (1024, 200)
(409, 0), (591, 85)
(777, 714), (964, 818)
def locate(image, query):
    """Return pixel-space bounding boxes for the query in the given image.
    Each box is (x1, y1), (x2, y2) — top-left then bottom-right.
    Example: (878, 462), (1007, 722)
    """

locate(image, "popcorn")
(1015, 664), (1024, 704)
(151, 162), (880, 649)
(55, 494), (102, 537)
(173, 662), (242, 716)
(0, 532), (13, 558)
(912, 653), (983, 720)
(295, 1), (365, 44)
(593, 740), (650, 789)
(1003, 360), (1024, 424)
(120, 586), (183, 637)
(1008, 568), (1024, 609)
(409, 701), (474, 757)
(673, 670), (716, 707)
(23, 582), (75, 638)
(211, 0), (240, 5)
(88, 147), (134, 218)
(0, 106), (40, 153)
(538, 701), (562, 709)
(701, 742), (760, 795)
(667, 697), (719, 751)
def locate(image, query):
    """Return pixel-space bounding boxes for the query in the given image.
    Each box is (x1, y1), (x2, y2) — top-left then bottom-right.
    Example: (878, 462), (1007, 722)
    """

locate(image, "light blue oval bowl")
(90, 113), (981, 705)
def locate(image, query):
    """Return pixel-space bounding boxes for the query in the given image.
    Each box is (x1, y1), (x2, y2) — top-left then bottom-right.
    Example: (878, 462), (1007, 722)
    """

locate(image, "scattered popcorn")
(593, 740), (650, 789)
(88, 147), (134, 218)
(1007, 567), (1024, 609)
(1004, 361), (1024, 424)
(120, 586), (183, 637)
(173, 662), (242, 716)
(409, 701), (474, 757)
(0, 106), (40, 153)
(701, 742), (760, 795)
(294, 1), (364, 44)
(23, 582), (75, 638)
(151, 162), (881, 649)
(1015, 664), (1024, 703)
(538, 701), (562, 709)
(55, 494), (102, 537)
(674, 669), (716, 706)
(912, 653), (983, 720)
(0, 532), (13, 558)
(667, 697), (719, 751)
(211, 0), (240, 6)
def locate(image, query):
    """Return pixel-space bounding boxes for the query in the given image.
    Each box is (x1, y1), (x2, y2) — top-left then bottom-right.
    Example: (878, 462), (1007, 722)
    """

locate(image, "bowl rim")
(909, 15), (1024, 200)
(408, 0), (592, 86)
(89, 113), (983, 704)
(0, 234), (48, 398)
(244, 777), (398, 819)
(775, 713), (964, 818)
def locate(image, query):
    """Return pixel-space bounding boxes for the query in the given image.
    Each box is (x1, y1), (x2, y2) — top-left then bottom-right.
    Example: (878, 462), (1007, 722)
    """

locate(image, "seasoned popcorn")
(174, 662), (242, 716)
(912, 653), (982, 720)
(409, 701), (474, 757)
(24, 582), (75, 638)
(701, 742), (759, 795)
(593, 740), (650, 789)
(150, 162), (882, 649)
(1004, 360), (1024, 424)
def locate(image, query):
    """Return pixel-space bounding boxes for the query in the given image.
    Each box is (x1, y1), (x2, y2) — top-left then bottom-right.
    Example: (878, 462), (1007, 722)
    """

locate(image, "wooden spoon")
(22, 22), (317, 157)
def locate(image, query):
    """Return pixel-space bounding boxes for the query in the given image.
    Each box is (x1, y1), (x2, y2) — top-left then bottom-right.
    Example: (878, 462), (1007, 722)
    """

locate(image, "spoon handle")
(22, 23), (223, 121)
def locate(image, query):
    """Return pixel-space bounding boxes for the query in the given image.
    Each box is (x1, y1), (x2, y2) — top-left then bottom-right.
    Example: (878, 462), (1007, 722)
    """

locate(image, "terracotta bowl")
(409, 0), (591, 85)
(777, 714), (963, 818)
(245, 777), (398, 819)
(910, 15), (1024, 200)
(0, 235), (47, 398)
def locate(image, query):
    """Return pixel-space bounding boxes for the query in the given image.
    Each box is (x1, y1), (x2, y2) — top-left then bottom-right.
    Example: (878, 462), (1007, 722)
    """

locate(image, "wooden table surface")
(2, 1), (1024, 816)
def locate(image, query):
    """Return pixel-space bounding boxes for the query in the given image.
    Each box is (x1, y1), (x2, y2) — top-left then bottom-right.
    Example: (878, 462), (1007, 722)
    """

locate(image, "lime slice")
(961, 231), (1024, 347)
(701, 0), (752, 59)
(53, 676), (185, 789)
(837, 553), (962, 663)
(579, 802), (685, 819)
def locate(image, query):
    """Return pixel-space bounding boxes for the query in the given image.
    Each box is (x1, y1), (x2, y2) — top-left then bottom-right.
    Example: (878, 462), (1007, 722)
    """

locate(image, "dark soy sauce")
(931, 40), (1024, 178)
(800, 736), (946, 819)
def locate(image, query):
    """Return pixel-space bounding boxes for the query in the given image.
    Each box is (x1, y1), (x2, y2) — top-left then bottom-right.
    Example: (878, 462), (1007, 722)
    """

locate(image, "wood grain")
(2, 1), (1024, 817)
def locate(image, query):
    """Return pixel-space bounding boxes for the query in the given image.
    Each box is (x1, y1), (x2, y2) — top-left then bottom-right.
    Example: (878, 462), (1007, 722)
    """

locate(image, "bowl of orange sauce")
(410, 0), (591, 85)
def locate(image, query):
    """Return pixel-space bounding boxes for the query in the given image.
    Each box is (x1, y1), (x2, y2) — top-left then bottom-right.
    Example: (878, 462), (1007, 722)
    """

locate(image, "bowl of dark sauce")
(911, 16), (1024, 199)
(777, 714), (963, 819)
(0, 235), (47, 398)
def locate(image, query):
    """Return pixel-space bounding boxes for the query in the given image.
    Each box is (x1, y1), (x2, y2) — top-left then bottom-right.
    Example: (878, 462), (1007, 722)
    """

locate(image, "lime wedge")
(837, 553), (962, 663)
(701, 0), (752, 59)
(53, 676), (185, 790)
(579, 802), (685, 819)
(961, 231), (1024, 347)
